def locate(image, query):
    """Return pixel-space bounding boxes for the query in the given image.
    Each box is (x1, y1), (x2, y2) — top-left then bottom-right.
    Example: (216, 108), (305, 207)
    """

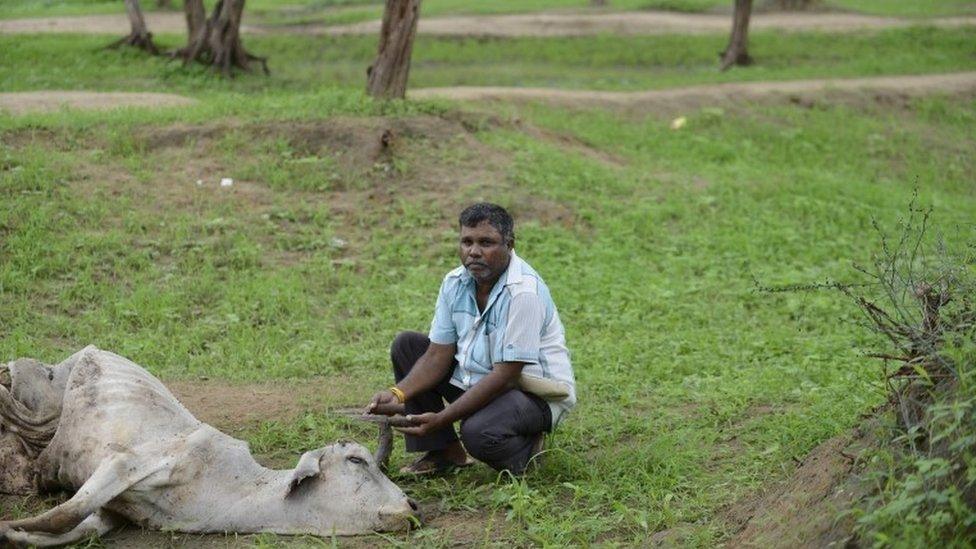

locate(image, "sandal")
(399, 451), (475, 476)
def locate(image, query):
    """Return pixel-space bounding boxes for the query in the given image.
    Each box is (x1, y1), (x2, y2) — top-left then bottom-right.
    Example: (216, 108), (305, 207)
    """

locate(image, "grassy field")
(2, 26), (975, 94)
(2, 0), (976, 545)
(3, 86), (976, 544)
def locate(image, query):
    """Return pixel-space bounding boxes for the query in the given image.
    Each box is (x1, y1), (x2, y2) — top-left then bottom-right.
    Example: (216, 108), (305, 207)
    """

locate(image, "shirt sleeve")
(428, 279), (458, 345)
(500, 292), (545, 364)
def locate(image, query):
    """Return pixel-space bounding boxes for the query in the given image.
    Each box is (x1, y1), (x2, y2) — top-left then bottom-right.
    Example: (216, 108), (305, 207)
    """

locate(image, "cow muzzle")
(377, 498), (419, 531)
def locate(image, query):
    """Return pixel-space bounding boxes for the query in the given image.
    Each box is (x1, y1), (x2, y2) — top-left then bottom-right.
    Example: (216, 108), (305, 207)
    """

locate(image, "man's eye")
(347, 456), (367, 465)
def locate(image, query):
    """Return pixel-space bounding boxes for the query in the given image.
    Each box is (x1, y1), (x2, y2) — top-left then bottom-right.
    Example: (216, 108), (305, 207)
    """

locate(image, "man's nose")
(468, 245), (482, 257)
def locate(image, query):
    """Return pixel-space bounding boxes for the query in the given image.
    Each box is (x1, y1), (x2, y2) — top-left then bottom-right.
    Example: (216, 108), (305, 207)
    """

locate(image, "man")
(367, 203), (577, 475)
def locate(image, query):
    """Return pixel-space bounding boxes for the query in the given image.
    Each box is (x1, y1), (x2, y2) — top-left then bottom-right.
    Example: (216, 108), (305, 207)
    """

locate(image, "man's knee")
(459, 418), (506, 462)
(390, 331), (426, 361)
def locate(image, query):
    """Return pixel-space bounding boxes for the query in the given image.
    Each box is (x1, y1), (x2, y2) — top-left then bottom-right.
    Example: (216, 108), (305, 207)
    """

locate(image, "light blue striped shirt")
(429, 253), (576, 425)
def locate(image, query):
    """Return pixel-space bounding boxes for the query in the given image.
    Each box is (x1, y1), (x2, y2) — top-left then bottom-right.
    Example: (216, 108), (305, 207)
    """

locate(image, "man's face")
(459, 221), (512, 287)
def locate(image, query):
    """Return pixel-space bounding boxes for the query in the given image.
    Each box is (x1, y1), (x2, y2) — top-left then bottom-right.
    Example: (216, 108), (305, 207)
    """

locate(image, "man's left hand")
(394, 412), (448, 437)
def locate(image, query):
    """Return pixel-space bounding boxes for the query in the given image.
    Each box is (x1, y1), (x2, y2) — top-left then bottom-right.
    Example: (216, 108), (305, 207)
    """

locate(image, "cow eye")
(347, 456), (366, 466)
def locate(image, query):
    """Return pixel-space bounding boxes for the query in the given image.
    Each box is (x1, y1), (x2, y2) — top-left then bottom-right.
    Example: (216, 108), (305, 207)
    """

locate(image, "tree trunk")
(184, 0), (206, 43)
(175, 0), (268, 76)
(366, 0), (422, 99)
(719, 0), (753, 71)
(106, 0), (159, 54)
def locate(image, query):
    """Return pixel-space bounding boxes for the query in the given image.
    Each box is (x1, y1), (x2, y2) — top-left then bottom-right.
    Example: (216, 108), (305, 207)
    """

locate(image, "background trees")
(107, 0), (158, 54)
(721, 0), (753, 70)
(366, 0), (422, 99)
(174, 0), (268, 76)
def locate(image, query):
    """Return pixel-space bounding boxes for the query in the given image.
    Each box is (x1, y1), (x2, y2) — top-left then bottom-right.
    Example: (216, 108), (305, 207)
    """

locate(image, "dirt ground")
(718, 416), (883, 548)
(3, 73), (974, 117)
(410, 72), (976, 109)
(1, 10), (973, 36)
(0, 91), (196, 115)
(321, 12), (976, 37)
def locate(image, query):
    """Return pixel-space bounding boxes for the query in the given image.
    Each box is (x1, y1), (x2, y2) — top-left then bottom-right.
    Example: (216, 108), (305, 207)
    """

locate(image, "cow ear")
(286, 448), (327, 498)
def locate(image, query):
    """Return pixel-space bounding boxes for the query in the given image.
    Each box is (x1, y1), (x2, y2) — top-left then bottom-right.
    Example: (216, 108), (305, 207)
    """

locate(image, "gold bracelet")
(389, 386), (406, 404)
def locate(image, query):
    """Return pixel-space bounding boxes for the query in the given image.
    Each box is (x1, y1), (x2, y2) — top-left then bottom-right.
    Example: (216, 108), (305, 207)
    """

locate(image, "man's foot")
(399, 450), (474, 476)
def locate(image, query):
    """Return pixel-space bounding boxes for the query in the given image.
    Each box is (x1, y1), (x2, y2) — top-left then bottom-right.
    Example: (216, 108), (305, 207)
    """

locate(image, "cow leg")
(0, 452), (162, 535)
(2, 509), (122, 547)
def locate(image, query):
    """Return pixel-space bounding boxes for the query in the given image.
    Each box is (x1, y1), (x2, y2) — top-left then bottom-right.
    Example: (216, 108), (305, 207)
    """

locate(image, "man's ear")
(286, 448), (327, 497)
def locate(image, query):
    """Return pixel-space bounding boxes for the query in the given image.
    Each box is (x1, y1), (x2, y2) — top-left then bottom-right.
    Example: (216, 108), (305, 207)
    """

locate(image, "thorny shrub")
(844, 201), (976, 546)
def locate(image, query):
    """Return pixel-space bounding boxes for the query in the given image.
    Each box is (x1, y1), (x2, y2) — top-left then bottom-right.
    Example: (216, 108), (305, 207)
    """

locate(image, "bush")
(848, 201), (976, 546)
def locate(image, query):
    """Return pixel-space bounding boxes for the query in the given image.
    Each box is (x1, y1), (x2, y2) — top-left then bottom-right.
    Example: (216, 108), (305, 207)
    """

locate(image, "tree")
(720, 0), (753, 71)
(366, 0), (422, 99)
(183, 0), (206, 47)
(174, 0), (268, 76)
(106, 0), (160, 54)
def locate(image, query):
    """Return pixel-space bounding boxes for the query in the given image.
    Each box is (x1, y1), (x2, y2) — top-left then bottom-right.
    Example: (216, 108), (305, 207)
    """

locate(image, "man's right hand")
(366, 390), (405, 416)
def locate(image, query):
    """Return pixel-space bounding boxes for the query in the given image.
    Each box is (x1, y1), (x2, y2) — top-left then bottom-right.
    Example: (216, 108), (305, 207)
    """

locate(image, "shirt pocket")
(467, 332), (492, 373)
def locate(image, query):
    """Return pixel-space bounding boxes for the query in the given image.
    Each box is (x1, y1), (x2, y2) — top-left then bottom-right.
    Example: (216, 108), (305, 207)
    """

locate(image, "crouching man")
(367, 203), (577, 475)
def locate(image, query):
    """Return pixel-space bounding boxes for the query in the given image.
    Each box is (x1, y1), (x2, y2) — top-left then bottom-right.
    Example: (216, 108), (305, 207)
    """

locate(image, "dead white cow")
(0, 346), (416, 546)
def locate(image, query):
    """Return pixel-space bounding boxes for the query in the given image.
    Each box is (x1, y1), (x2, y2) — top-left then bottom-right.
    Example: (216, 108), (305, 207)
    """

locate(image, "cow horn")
(333, 409), (418, 470)
(372, 417), (418, 469)
(374, 422), (393, 469)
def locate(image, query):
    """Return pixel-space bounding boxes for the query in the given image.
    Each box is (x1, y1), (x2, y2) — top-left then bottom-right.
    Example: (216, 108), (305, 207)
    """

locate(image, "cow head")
(5, 358), (66, 416)
(285, 441), (417, 534)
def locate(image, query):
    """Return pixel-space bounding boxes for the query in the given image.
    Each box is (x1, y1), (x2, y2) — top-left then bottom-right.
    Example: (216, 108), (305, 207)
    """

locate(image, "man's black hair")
(459, 203), (515, 245)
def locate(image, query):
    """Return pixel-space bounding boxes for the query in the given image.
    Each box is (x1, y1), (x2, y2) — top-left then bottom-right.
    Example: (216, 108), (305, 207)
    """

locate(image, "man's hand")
(366, 390), (403, 416)
(393, 413), (446, 437)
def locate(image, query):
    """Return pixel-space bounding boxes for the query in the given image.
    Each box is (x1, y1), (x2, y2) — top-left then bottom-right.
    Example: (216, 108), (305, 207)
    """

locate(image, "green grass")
(1, 1), (975, 543)
(2, 26), (974, 95)
(2, 85), (975, 544)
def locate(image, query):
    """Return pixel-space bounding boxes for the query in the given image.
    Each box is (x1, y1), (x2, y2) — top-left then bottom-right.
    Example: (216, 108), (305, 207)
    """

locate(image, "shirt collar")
(503, 251), (524, 287)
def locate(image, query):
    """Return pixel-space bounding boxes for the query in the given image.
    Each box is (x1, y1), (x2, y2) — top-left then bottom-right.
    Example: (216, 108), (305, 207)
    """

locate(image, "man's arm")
(395, 361), (525, 436)
(397, 342), (457, 400)
(367, 342), (456, 415)
(439, 361), (525, 422)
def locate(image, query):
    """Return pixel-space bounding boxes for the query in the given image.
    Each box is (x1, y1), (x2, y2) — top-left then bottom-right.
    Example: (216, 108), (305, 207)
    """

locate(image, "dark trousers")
(391, 331), (552, 474)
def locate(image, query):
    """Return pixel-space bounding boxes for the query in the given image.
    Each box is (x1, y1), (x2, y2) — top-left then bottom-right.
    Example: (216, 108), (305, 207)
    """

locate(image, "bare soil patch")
(127, 115), (586, 233)
(720, 422), (878, 548)
(3, 114), (587, 267)
(2, 10), (973, 36)
(164, 377), (365, 432)
(0, 91), (196, 115)
(0, 12), (189, 34)
(410, 72), (976, 112)
(321, 12), (976, 37)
